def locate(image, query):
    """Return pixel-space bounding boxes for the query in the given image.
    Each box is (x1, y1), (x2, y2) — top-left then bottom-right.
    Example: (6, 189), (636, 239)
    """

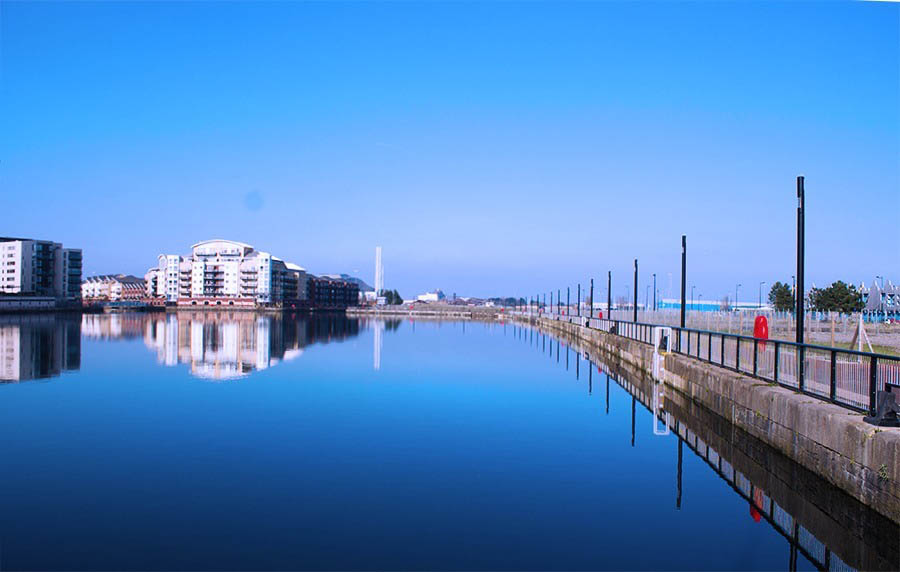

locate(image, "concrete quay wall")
(517, 314), (900, 524)
(348, 305), (503, 319)
(551, 326), (898, 571)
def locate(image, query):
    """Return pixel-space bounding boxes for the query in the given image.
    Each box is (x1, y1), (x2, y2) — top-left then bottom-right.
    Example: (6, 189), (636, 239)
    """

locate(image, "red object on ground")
(598, 311), (603, 319)
(750, 504), (761, 523)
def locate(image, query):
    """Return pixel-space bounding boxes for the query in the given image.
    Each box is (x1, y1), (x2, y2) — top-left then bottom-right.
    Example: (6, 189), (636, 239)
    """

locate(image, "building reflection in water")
(82, 312), (148, 340)
(5, 311), (363, 383)
(0, 314), (81, 382)
(142, 311), (360, 380)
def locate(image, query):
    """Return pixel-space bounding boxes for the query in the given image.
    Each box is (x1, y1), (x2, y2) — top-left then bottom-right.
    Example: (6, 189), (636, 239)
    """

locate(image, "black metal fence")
(525, 308), (900, 415)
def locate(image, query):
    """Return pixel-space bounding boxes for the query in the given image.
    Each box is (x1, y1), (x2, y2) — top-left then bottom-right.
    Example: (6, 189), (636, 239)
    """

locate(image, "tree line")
(379, 289), (404, 305)
(768, 280), (864, 314)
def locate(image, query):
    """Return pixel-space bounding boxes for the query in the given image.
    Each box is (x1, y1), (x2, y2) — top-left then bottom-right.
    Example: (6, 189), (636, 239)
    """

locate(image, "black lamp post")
(680, 236), (687, 328)
(633, 259), (638, 323)
(607, 271), (612, 319)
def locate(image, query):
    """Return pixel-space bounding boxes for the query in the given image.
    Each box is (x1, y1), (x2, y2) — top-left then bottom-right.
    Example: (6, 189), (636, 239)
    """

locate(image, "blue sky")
(1, 1), (897, 301)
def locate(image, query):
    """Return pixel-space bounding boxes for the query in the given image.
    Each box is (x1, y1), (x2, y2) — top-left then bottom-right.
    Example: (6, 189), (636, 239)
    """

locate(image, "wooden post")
(830, 312), (835, 347)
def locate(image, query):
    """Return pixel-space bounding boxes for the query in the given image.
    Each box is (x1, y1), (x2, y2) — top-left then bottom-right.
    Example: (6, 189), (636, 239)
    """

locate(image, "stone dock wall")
(348, 305), (503, 319)
(515, 314), (900, 525)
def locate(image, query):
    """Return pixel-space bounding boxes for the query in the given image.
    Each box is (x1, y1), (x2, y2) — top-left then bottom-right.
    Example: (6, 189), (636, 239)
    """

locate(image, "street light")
(759, 281), (766, 309)
(876, 275), (884, 290)
(735, 283), (741, 311)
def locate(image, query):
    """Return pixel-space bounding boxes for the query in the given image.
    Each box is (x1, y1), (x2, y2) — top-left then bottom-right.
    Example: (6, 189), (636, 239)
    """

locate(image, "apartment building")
(309, 276), (360, 309)
(144, 239), (309, 306)
(0, 237), (82, 301)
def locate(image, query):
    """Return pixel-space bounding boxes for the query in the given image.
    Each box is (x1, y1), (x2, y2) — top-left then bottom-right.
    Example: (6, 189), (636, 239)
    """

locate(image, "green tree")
(379, 289), (403, 305)
(808, 281), (864, 314)
(768, 281), (795, 312)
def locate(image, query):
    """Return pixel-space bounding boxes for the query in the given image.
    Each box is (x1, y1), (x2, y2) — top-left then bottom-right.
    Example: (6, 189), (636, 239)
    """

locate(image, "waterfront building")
(144, 239), (359, 309)
(308, 276), (360, 309)
(144, 239), (309, 307)
(82, 274), (146, 301)
(321, 274), (372, 301)
(0, 237), (82, 302)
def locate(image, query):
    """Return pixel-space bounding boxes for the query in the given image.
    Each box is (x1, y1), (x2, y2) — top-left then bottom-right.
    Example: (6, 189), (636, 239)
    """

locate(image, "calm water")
(0, 312), (895, 571)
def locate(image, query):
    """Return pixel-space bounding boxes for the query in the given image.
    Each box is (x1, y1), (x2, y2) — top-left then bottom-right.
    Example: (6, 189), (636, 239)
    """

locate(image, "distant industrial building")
(417, 290), (446, 303)
(0, 237), (82, 302)
(144, 239), (357, 310)
(656, 299), (769, 312)
(82, 274), (146, 301)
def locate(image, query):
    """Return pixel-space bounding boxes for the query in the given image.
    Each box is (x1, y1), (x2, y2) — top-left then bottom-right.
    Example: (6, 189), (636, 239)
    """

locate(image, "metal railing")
(515, 307), (900, 415)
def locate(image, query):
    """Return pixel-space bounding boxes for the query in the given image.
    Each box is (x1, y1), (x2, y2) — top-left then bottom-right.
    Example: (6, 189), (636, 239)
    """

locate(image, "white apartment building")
(0, 237), (82, 301)
(145, 239), (308, 305)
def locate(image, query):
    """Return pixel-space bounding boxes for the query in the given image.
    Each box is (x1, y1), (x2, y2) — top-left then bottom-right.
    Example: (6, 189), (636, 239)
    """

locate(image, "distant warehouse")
(144, 239), (358, 310)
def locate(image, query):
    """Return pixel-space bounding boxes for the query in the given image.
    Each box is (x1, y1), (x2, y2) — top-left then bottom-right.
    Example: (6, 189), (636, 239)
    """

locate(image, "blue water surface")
(0, 313), (842, 570)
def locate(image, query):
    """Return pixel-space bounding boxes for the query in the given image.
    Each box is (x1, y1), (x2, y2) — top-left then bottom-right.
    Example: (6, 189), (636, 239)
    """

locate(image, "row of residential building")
(81, 274), (146, 301)
(1, 236), (359, 311)
(143, 239), (358, 309)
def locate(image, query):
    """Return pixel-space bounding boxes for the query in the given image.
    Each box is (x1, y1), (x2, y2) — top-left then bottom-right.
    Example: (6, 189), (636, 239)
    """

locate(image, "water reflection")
(141, 311), (361, 380)
(2, 316), (898, 569)
(0, 314), (81, 382)
(359, 317), (402, 371)
(515, 321), (900, 572)
(8, 311), (364, 383)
